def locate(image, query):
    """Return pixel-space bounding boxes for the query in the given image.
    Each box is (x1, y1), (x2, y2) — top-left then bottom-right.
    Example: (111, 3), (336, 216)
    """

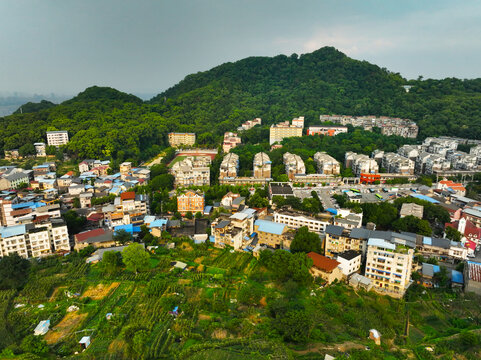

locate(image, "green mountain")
(13, 100), (57, 114)
(1, 47), (481, 163)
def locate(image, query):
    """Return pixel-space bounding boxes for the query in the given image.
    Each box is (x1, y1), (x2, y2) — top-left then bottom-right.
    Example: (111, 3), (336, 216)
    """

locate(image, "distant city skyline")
(1, 1), (481, 96)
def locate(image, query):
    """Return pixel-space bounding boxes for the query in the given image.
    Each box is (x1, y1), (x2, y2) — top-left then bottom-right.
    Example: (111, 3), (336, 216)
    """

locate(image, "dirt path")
(293, 341), (365, 355)
(49, 286), (66, 302)
(82, 282), (120, 300)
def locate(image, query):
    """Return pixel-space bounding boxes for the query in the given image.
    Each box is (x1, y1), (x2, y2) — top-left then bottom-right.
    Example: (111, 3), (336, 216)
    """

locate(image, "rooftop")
(254, 219), (286, 235)
(307, 252), (340, 272)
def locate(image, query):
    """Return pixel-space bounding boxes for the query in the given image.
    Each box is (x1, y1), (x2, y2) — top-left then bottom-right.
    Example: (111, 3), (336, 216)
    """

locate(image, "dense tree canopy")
(3, 47), (481, 163)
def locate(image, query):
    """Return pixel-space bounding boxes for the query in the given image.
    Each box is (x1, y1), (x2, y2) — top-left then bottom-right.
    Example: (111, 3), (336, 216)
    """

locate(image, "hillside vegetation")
(2, 47), (481, 163)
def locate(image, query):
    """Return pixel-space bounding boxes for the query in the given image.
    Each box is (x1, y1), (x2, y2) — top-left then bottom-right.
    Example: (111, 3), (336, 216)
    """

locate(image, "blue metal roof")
(367, 238), (396, 250)
(410, 194), (439, 204)
(451, 270), (464, 284)
(0, 224), (26, 238)
(114, 224), (134, 234)
(423, 236), (432, 246)
(254, 220), (286, 235)
(149, 219), (168, 228)
(326, 208), (338, 215)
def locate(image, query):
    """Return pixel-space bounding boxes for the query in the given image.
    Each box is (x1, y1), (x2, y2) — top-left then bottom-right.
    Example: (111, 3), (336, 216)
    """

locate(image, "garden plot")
(44, 311), (88, 344)
(82, 282), (120, 300)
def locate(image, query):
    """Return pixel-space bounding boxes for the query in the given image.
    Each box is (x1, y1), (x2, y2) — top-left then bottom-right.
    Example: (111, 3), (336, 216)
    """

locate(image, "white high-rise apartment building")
(46, 131), (69, 147)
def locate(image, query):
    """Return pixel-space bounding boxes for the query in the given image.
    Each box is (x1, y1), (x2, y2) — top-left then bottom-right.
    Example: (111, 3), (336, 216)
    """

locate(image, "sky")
(1, 0), (481, 99)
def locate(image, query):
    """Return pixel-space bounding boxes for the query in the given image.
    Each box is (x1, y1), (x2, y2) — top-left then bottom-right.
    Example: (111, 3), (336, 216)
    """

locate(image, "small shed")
(173, 261), (187, 270)
(34, 320), (50, 336)
(106, 313), (113, 320)
(369, 329), (381, 345)
(79, 336), (91, 349)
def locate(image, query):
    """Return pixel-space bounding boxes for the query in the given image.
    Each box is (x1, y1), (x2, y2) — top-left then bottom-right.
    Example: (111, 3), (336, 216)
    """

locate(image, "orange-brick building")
(360, 173), (381, 184)
(177, 191), (205, 214)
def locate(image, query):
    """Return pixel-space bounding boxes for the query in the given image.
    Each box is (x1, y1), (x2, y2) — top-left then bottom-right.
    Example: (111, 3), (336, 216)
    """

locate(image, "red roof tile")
(75, 228), (105, 242)
(307, 252), (340, 272)
(120, 191), (135, 201)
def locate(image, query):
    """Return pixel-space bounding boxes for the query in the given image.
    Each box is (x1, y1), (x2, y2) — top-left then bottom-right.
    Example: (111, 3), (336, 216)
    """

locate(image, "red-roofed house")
(307, 252), (344, 284)
(74, 228), (114, 251)
(437, 180), (466, 196)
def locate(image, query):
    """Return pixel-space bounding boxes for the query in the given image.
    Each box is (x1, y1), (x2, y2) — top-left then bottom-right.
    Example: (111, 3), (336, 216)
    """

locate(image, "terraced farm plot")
(82, 282), (120, 300)
(44, 311), (88, 344)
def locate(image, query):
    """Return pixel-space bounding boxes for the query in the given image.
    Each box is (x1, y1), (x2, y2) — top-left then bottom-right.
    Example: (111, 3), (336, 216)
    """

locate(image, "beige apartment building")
(269, 121), (303, 145)
(177, 191), (205, 214)
(168, 132), (196, 147)
(0, 220), (70, 259)
(273, 210), (331, 234)
(365, 238), (414, 297)
(324, 225), (363, 258)
(170, 156), (211, 187)
(219, 153), (239, 179)
(253, 152), (271, 179)
(314, 152), (340, 175)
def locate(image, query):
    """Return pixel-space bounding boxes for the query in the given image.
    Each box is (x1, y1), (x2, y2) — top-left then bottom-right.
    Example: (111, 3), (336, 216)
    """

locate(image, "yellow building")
(254, 219), (293, 249)
(168, 132), (196, 147)
(365, 238), (414, 298)
(324, 225), (362, 258)
(269, 121), (303, 145)
(177, 191), (204, 214)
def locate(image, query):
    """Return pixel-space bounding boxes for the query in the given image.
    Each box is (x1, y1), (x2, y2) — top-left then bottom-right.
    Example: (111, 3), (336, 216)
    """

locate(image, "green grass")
(168, 155), (186, 168)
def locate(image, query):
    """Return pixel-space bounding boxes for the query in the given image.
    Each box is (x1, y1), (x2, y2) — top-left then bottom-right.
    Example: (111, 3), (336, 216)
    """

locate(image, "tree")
(46, 145), (57, 156)
(185, 211), (193, 220)
(113, 229), (133, 245)
(149, 174), (175, 191)
(290, 227), (322, 254)
(62, 210), (87, 235)
(247, 192), (268, 208)
(445, 226), (462, 242)
(195, 211), (203, 219)
(18, 143), (35, 157)
(122, 243), (150, 274)
(274, 309), (312, 343)
(72, 197), (80, 208)
(20, 335), (49, 355)
(0, 253), (30, 290)
(100, 251), (123, 275)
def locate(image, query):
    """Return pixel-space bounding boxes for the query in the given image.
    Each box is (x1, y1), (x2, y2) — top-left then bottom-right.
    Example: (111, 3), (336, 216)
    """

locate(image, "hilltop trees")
(122, 243), (150, 274)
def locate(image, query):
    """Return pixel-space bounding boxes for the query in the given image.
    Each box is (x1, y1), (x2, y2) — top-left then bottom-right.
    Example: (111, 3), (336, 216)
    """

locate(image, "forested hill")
(2, 47), (481, 163)
(151, 46), (481, 139)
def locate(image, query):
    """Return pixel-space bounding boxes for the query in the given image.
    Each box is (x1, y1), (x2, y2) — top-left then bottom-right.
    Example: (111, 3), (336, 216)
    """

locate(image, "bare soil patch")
(44, 312), (88, 344)
(82, 282), (120, 300)
(49, 286), (66, 302)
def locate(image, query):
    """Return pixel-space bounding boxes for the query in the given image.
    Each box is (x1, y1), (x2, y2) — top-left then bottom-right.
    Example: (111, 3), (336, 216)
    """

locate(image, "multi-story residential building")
(46, 131), (69, 147)
(414, 151), (431, 174)
(283, 152), (305, 180)
(313, 152), (340, 175)
(177, 191), (204, 215)
(253, 152), (271, 179)
(211, 208), (255, 249)
(365, 238), (414, 297)
(274, 210), (332, 234)
(437, 180), (466, 197)
(307, 126), (348, 136)
(170, 156), (211, 187)
(337, 250), (362, 276)
(0, 219), (69, 258)
(423, 137), (458, 156)
(345, 152), (378, 176)
(325, 225), (363, 258)
(254, 219), (294, 249)
(381, 153), (414, 175)
(219, 153), (239, 179)
(0, 200), (61, 227)
(79, 192), (93, 208)
(74, 228), (115, 251)
(119, 162), (132, 175)
(103, 192), (148, 228)
(269, 182), (294, 199)
(34, 143), (46, 157)
(416, 236), (467, 261)
(238, 118), (261, 131)
(222, 132), (242, 153)
(321, 115), (418, 138)
(0, 171), (30, 190)
(291, 116), (305, 128)
(168, 132), (196, 147)
(397, 145), (420, 161)
(424, 154), (451, 175)
(371, 149), (384, 165)
(269, 120), (303, 145)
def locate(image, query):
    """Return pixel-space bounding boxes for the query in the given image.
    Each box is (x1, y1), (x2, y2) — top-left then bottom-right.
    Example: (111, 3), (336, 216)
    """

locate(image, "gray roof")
(5, 172), (29, 182)
(337, 250), (361, 261)
(215, 220), (231, 229)
(325, 225), (344, 236)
